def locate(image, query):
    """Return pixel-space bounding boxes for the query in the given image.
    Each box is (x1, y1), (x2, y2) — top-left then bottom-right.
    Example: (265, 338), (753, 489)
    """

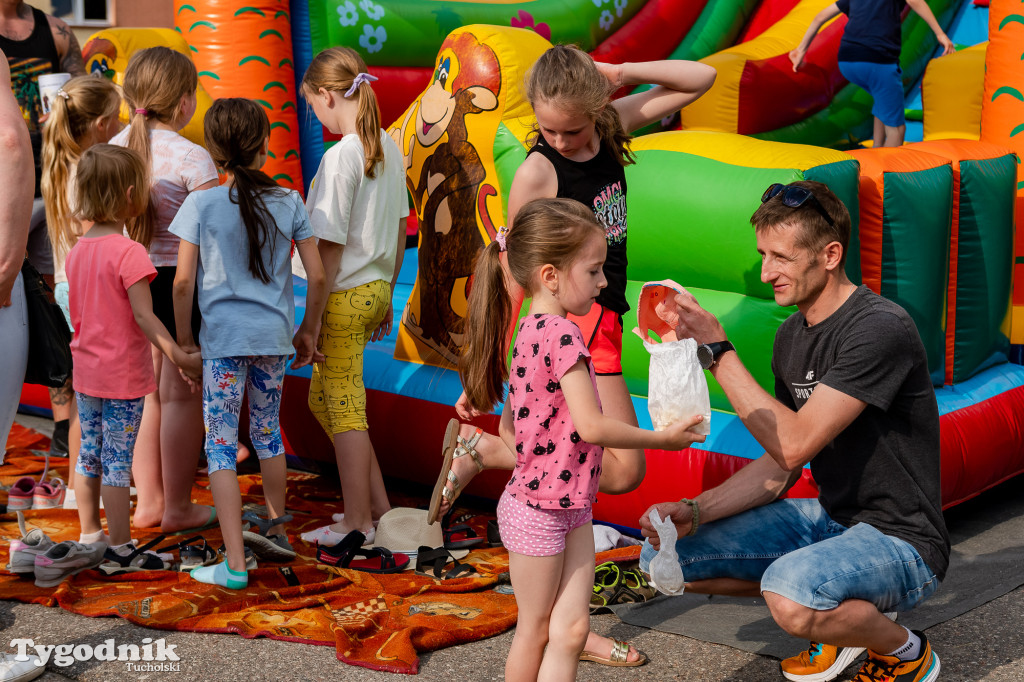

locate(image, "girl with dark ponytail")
(168, 98), (328, 589)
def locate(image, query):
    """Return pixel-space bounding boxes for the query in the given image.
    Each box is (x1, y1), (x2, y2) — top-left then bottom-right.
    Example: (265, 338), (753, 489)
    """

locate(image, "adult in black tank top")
(427, 47), (715, 666)
(0, 1), (85, 195)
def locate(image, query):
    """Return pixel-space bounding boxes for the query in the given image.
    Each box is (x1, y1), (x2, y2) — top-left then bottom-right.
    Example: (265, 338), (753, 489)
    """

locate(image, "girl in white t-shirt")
(111, 46), (219, 534)
(298, 47), (409, 547)
(41, 74), (122, 503)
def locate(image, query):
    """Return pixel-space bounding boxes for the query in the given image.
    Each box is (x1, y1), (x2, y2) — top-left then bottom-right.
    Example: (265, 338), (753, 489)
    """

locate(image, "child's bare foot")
(160, 503), (216, 534)
(132, 505), (163, 528)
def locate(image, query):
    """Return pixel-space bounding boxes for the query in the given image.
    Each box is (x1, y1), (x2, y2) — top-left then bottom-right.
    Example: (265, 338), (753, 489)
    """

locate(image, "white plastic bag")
(648, 509), (686, 595)
(643, 337), (711, 436)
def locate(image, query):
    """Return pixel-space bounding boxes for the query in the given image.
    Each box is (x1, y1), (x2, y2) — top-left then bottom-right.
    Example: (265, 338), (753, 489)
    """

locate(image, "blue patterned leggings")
(76, 393), (145, 488)
(203, 355), (288, 474)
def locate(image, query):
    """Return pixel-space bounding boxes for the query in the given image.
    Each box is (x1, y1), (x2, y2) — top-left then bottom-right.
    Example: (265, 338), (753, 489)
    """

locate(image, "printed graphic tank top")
(529, 132), (629, 315)
(0, 6), (60, 197)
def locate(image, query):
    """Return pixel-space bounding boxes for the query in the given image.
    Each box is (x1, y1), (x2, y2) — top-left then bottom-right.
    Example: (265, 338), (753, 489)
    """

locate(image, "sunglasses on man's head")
(761, 183), (836, 227)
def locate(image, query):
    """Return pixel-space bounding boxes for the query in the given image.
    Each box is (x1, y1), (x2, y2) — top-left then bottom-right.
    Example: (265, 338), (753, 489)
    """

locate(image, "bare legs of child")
(506, 522), (595, 682)
(132, 349), (213, 532)
(130, 347), (164, 528)
(872, 116), (906, 148)
(204, 453), (287, 585)
(301, 429), (391, 545)
(434, 373), (645, 664)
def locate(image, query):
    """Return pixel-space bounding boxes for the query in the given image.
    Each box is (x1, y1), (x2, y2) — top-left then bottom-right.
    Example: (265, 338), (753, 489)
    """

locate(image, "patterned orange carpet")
(1, 423), (640, 674)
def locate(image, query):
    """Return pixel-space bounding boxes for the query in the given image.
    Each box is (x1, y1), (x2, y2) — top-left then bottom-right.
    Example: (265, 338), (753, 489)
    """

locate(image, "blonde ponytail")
(120, 47), (198, 247)
(41, 75), (120, 261)
(302, 47), (385, 178)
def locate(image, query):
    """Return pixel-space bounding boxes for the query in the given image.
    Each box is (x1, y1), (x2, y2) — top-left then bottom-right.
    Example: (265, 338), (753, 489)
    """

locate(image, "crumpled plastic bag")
(634, 280), (711, 436)
(640, 337), (711, 436)
(648, 509), (686, 595)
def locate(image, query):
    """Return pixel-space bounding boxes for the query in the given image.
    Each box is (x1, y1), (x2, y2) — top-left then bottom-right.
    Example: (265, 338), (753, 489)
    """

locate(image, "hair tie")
(495, 225), (509, 252)
(134, 108), (149, 116)
(56, 89), (69, 101)
(344, 72), (378, 98)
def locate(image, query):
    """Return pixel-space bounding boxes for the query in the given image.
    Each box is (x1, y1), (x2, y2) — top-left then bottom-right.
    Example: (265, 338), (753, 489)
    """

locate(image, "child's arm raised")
(127, 280), (201, 384)
(172, 238), (199, 350)
(790, 3), (841, 72)
(561, 362), (705, 451)
(604, 60), (717, 134)
(292, 236), (328, 368)
(905, 0), (954, 55)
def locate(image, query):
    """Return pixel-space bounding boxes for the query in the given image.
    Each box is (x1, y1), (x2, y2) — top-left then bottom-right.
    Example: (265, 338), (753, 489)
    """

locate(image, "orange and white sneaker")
(781, 612), (897, 681)
(852, 631), (940, 682)
(781, 642), (864, 682)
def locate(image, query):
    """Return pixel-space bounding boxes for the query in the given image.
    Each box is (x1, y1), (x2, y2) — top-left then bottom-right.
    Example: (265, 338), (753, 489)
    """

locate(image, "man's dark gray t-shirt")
(771, 285), (950, 581)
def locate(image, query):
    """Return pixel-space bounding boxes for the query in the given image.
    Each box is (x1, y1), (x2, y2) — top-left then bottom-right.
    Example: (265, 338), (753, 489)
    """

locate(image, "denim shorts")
(639, 498), (939, 613)
(838, 60), (905, 128)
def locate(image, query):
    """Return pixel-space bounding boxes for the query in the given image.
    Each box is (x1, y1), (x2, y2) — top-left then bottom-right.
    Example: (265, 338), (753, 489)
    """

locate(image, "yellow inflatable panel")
(387, 25), (551, 368)
(922, 42), (986, 142)
(679, 0), (839, 133)
(632, 130), (854, 170)
(81, 28), (214, 147)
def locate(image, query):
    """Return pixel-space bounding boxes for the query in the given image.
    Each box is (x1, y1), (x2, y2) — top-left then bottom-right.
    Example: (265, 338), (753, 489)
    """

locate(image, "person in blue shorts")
(790, 0), (953, 148)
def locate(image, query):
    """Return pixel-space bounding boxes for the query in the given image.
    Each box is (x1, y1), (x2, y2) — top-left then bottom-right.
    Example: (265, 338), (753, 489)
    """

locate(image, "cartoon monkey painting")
(393, 33), (501, 365)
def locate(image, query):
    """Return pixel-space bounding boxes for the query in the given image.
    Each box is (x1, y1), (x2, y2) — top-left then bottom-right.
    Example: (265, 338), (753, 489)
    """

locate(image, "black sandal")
(316, 530), (410, 573)
(158, 535), (218, 572)
(486, 519), (503, 548)
(98, 535), (171, 575)
(414, 546), (477, 580)
(441, 509), (485, 550)
(241, 511), (296, 562)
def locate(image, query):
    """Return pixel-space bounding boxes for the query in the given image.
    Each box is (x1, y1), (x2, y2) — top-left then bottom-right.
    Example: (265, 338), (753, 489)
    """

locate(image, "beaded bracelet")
(680, 497), (701, 536)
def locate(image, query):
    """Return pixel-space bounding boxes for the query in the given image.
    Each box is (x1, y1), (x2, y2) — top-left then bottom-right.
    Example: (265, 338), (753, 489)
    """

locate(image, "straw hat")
(367, 508), (470, 560)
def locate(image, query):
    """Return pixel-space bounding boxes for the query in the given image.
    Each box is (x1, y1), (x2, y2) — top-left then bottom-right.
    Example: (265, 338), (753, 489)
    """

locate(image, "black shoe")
(49, 420), (69, 457)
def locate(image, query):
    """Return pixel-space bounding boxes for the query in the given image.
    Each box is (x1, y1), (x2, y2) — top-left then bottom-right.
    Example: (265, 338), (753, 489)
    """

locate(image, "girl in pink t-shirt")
(65, 145), (200, 575)
(459, 198), (706, 681)
(112, 46), (219, 533)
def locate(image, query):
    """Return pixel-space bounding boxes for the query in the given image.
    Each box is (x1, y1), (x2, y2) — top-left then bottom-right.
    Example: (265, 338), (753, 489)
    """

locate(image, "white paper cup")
(38, 72), (72, 115)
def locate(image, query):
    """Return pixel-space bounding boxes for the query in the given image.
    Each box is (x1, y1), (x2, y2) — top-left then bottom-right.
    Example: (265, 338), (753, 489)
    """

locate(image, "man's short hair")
(750, 180), (852, 265)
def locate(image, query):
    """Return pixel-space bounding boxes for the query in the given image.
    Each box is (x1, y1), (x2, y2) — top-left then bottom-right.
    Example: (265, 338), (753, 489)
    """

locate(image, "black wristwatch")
(697, 341), (735, 370)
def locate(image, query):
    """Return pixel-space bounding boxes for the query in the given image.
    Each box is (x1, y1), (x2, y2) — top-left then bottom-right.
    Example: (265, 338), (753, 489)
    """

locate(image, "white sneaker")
(0, 652), (44, 682)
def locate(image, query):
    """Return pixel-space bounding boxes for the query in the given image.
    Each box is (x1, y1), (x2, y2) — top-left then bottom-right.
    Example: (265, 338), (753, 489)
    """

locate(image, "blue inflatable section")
(288, 0), (323, 195)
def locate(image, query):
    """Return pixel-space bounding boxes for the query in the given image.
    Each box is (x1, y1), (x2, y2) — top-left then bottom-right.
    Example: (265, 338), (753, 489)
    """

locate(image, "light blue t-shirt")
(169, 185), (313, 359)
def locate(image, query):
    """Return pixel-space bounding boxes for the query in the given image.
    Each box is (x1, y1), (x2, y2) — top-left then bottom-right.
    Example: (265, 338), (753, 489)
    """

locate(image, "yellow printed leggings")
(308, 279), (390, 435)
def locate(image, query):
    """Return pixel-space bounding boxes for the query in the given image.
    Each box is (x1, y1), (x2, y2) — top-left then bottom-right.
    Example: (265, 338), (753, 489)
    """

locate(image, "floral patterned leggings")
(76, 393), (145, 488)
(203, 355), (288, 474)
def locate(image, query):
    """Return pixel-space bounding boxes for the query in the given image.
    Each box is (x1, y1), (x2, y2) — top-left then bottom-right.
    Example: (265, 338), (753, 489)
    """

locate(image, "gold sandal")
(427, 419), (484, 525)
(578, 639), (647, 667)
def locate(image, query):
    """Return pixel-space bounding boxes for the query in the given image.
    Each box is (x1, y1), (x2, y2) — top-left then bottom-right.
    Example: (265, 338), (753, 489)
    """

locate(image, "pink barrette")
(344, 72), (378, 98)
(495, 225), (509, 252)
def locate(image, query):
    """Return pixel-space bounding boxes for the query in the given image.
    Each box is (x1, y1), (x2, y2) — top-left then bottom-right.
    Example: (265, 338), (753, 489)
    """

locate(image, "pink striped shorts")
(497, 490), (592, 557)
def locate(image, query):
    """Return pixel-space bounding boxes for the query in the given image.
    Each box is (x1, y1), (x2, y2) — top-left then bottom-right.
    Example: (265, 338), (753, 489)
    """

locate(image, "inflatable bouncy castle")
(18, 0), (1024, 531)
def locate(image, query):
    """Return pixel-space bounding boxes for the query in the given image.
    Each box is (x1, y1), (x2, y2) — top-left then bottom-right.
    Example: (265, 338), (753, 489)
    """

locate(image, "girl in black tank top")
(529, 132), (629, 315)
